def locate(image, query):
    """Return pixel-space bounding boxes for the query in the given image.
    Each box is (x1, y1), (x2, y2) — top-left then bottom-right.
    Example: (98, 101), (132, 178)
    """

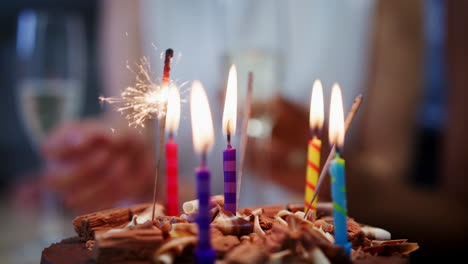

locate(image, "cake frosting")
(41, 197), (418, 264)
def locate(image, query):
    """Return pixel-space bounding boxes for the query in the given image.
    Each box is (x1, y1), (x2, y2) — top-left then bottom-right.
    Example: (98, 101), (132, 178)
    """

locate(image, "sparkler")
(99, 48), (175, 221)
(99, 56), (169, 127)
(151, 49), (174, 221)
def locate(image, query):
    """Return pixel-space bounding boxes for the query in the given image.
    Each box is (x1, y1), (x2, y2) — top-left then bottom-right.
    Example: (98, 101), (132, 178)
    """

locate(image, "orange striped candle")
(304, 80), (324, 214)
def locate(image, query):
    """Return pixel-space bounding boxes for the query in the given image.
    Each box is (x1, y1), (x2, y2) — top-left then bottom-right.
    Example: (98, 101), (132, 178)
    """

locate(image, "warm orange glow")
(309, 79), (324, 132)
(329, 83), (345, 148)
(190, 81), (215, 153)
(222, 64), (238, 136)
(165, 85), (180, 134)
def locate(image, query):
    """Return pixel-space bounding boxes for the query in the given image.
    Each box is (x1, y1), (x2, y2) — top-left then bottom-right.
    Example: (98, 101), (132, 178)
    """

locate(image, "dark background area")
(0, 0), (100, 191)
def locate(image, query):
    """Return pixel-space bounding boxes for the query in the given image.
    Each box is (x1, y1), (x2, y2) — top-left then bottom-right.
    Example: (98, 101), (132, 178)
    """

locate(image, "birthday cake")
(41, 196), (418, 264)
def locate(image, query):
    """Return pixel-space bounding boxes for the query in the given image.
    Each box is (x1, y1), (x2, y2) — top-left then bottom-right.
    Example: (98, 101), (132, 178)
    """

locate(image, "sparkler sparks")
(99, 56), (174, 127)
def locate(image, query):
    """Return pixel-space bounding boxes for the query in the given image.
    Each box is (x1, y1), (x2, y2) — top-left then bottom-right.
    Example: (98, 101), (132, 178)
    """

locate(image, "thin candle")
(190, 81), (215, 264)
(165, 85), (180, 216)
(328, 83), (351, 256)
(236, 72), (253, 207)
(304, 80), (324, 215)
(222, 65), (238, 214)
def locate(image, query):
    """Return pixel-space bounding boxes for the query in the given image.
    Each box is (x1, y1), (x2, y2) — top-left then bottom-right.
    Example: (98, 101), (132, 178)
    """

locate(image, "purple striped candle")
(195, 166), (215, 263)
(223, 145), (236, 214)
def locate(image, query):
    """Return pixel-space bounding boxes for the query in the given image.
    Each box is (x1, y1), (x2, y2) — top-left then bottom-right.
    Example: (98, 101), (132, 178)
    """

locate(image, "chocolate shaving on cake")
(170, 223), (198, 238)
(239, 204), (284, 218)
(314, 219), (334, 233)
(319, 244), (353, 264)
(153, 216), (188, 236)
(241, 208), (263, 222)
(85, 240), (95, 251)
(181, 195), (224, 214)
(347, 218), (371, 248)
(264, 223), (290, 253)
(154, 236), (197, 264)
(224, 243), (269, 264)
(361, 225), (392, 240)
(362, 242), (419, 256)
(253, 215), (266, 236)
(212, 235), (240, 256)
(94, 221), (164, 263)
(259, 215), (275, 230)
(211, 207), (253, 236)
(72, 203), (154, 241)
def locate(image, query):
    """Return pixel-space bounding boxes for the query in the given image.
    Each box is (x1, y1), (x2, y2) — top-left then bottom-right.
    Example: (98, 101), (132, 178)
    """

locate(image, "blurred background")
(0, 0), (467, 263)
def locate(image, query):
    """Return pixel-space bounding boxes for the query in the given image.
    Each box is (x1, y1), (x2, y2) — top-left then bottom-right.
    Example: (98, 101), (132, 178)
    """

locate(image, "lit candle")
(190, 80), (216, 264)
(304, 80), (324, 215)
(165, 85), (181, 216)
(222, 65), (238, 214)
(328, 83), (351, 256)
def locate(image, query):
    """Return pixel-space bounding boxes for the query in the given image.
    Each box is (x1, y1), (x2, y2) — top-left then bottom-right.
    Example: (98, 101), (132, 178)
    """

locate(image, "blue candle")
(329, 153), (351, 255)
(328, 83), (351, 256)
(190, 81), (216, 264)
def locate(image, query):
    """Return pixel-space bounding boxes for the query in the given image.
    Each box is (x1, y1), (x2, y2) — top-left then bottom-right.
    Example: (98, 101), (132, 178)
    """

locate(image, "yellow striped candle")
(305, 136), (321, 212)
(304, 80), (324, 213)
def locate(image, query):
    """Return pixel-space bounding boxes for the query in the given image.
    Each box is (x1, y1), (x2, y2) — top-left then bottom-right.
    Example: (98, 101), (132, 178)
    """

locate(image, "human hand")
(41, 120), (155, 213)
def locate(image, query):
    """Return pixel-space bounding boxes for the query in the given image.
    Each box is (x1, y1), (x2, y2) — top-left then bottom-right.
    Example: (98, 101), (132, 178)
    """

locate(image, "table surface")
(0, 200), (75, 264)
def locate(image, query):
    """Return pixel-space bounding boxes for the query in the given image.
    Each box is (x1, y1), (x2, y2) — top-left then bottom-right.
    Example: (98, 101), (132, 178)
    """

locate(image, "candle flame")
(190, 81), (215, 153)
(222, 64), (238, 136)
(329, 83), (345, 148)
(165, 85), (181, 134)
(309, 79), (324, 132)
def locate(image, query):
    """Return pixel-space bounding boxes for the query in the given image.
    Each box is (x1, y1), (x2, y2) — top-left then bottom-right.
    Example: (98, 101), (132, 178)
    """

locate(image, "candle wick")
(335, 151), (341, 159)
(168, 132), (174, 141)
(310, 126), (322, 140)
(226, 121), (232, 147)
(201, 152), (207, 168)
(335, 143), (343, 156)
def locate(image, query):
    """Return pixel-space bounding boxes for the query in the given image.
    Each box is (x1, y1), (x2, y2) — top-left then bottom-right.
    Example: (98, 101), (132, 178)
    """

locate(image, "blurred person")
(42, 119), (155, 213)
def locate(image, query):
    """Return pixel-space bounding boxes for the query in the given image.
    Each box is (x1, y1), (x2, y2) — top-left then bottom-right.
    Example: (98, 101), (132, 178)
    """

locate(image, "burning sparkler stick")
(304, 94), (363, 219)
(151, 49), (174, 221)
(236, 72), (253, 208)
(99, 56), (169, 127)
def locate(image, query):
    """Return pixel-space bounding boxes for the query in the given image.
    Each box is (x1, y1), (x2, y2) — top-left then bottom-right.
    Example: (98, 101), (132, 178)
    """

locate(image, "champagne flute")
(16, 9), (86, 144)
(15, 9), (86, 249)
